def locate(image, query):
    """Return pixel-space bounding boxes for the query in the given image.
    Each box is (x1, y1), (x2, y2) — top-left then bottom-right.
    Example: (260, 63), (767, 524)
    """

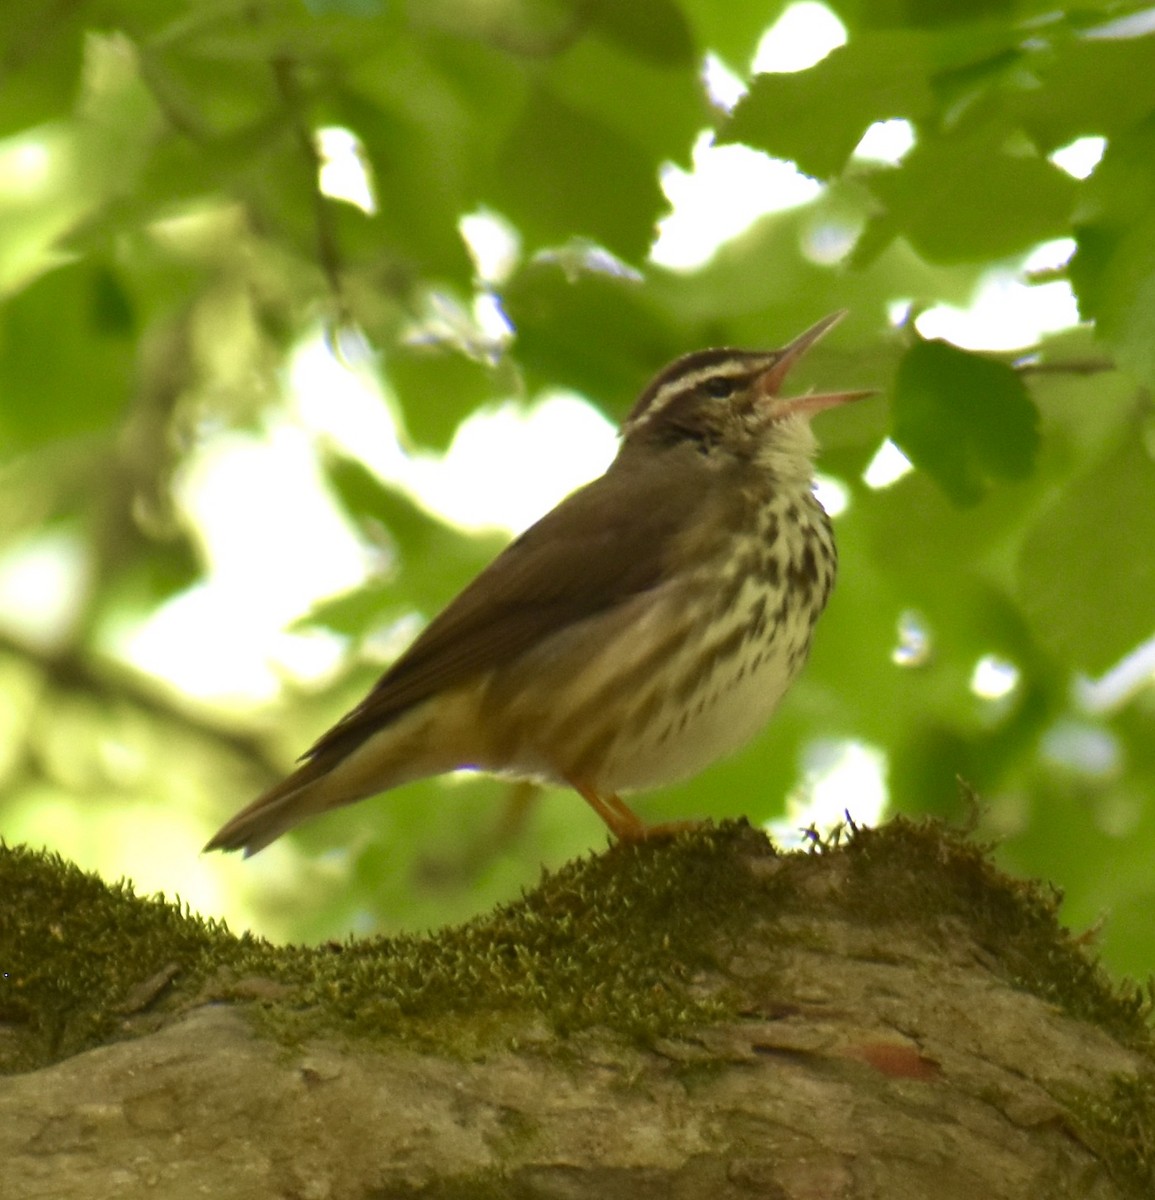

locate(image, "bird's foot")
(571, 781), (702, 843)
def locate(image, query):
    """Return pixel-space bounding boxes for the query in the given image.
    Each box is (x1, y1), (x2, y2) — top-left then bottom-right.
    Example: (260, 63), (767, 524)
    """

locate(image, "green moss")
(0, 823), (769, 1070)
(1067, 1073), (1155, 1199)
(2, 817), (1152, 1087)
(0, 843), (240, 1070)
(836, 819), (1154, 1050)
(242, 819), (772, 1048)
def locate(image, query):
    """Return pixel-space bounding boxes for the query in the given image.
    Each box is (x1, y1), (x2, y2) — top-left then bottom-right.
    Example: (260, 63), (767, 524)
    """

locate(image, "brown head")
(620, 310), (871, 486)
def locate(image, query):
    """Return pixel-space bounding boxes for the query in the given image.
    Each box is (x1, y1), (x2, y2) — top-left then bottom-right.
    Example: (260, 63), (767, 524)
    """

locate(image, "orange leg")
(571, 781), (647, 841)
(570, 781), (703, 843)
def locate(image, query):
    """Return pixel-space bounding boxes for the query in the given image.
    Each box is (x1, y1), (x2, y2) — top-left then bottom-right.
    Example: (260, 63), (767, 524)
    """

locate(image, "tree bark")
(2, 820), (1152, 1199)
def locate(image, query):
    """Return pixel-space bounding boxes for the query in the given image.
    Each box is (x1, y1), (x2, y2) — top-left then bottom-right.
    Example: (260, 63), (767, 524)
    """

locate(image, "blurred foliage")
(0, 0), (1154, 981)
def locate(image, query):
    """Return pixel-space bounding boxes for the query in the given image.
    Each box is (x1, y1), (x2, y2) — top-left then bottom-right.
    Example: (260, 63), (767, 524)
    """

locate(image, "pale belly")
(482, 573), (820, 796)
(479, 493), (835, 797)
(592, 587), (814, 793)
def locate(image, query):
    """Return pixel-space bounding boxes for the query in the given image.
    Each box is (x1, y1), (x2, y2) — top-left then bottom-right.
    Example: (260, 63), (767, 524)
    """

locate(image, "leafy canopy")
(1, 0), (1154, 978)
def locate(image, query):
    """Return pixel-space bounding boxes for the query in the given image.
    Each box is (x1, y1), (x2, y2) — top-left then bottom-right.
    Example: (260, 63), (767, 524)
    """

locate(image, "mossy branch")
(2, 820), (1154, 1198)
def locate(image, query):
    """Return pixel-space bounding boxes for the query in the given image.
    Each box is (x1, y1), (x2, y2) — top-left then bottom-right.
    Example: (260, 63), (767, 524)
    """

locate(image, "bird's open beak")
(756, 310), (875, 420)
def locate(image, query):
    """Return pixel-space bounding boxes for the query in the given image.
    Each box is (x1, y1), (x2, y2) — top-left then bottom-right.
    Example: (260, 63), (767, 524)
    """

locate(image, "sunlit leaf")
(108, 537), (203, 613)
(1017, 430), (1155, 674)
(867, 137), (1077, 263)
(722, 32), (935, 178)
(324, 455), (504, 615)
(548, 29), (707, 173)
(676, 0), (776, 66)
(386, 348), (506, 451)
(1070, 122), (1155, 392)
(304, 581), (406, 638)
(504, 259), (680, 410)
(891, 339), (1039, 505)
(410, 0), (581, 55)
(1015, 35), (1155, 152)
(0, 263), (136, 450)
(492, 86), (666, 262)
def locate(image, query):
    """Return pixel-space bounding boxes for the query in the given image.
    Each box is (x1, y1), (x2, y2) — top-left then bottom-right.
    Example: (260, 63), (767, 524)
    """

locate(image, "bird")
(205, 311), (871, 856)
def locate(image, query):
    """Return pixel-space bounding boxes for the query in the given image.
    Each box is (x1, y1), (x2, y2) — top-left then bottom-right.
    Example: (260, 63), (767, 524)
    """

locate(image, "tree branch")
(2, 821), (1152, 1198)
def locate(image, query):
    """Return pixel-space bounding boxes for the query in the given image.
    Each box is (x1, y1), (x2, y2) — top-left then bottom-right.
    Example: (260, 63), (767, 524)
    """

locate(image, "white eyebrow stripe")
(624, 359), (761, 434)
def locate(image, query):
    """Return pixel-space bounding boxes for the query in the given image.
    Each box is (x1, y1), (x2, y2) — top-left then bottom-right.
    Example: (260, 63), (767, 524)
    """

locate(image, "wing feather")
(305, 449), (706, 765)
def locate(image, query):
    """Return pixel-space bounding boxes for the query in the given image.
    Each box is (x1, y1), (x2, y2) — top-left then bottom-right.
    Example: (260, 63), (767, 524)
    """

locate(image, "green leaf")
(548, 27), (707, 172)
(503, 258), (680, 411)
(324, 455), (504, 615)
(586, 0), (696, 65)
(161, 3), (387, 62)
(303, 0), (384, 15)
(1069, 120), (1155, 391)
(103, 535), (203, 618)
(0, 263), (136, 450)
(1017, 429), (1155, 674)
(867, 135), (1077, 263)
(330, 88), (476, 283)
(385, 347), (504, 451)
(1016, 34), (1155, 152)
(721, 32), (936, 179)
(492, 86), (666, 262)
(891, 339), (1039, 505)
(834, 0), (1078, 31)
(0, 1), (85, 134)
(336, 35), (525, 282)
(676, 0), (778, 68)
(304, 581), (406, 638)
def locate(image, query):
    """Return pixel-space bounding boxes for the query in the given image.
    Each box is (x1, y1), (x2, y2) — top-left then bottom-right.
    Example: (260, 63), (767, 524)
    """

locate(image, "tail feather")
(204, 758), (359, 857)
(205, 690), (479, 856)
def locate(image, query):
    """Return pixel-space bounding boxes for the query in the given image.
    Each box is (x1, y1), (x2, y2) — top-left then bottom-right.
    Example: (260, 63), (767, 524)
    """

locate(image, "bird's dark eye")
(703, 375), (736, 399)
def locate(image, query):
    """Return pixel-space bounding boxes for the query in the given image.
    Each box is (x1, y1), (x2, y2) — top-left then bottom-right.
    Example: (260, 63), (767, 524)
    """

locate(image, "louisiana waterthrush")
(207, 311), (871, 855)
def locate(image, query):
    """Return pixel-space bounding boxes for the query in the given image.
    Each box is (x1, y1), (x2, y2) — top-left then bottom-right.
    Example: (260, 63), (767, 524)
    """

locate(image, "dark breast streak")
(666, 491), (836, 716)
(482, 487), (838, 790)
